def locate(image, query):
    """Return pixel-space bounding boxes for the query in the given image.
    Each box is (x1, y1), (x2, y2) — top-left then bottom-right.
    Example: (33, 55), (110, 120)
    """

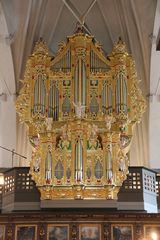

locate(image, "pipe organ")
(16, 29), (146, 200)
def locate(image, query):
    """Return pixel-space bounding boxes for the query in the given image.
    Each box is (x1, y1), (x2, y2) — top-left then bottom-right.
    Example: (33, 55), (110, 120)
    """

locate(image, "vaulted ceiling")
(1, 0), (157, 92)
(0, 0), (159, 167)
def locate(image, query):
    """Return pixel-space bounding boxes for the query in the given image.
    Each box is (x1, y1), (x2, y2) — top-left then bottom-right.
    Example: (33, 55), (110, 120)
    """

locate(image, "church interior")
(0, 0), (160, 239)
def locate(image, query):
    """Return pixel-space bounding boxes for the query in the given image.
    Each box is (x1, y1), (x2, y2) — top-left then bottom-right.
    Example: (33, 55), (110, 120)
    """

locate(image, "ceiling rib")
(19, 1), (46, 83)
(62, 0), (91, 34)
(48, 3), (64, 46)
(130, 0), (148, 89)
(97, 1), (113, 45)
(81, 0), (97, 23)
(34, 0), (49, 39)
(15, 1), (32, 91)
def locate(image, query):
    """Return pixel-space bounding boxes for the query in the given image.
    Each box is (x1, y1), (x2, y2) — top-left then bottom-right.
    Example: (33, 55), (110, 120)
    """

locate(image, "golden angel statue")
(73, 101), (86, 118)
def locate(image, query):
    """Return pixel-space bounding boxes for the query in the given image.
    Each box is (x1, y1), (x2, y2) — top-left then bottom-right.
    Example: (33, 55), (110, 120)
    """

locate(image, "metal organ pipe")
(75, 139), (83, 181)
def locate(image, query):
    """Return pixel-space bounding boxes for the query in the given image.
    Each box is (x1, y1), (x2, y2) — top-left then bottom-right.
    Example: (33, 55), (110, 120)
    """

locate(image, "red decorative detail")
(72, 64), (74, 67)
(97, 179), (101, 183)
(46, 109), (48, 113)
(107, 178), (112, 184)
(99, 95), (101, 99)
(59, 95), (62, 99)
(46, 179), (51, 184)
(67, 179), (70, 183)
(87, 64), (89, 67)
(57, 180), (61, 184)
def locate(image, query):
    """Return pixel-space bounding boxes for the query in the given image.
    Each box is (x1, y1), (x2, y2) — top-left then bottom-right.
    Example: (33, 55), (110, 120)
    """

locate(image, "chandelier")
(16, 29), (146, 200)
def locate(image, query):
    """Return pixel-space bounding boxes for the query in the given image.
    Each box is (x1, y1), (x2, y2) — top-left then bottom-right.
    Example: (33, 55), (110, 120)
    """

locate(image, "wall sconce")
(151, 232), (158, 240)
(0, 174), (4, 185)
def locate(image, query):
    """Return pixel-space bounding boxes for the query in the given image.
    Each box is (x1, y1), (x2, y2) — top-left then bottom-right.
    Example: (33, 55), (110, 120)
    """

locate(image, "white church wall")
(149, 0), (160, 169)
(0, 3), (17, 167)
(0, 98), (16, 167)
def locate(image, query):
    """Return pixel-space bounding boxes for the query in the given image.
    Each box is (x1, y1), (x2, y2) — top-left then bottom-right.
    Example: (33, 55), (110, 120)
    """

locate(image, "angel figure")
(73, 101), (86, 118)
(91, 124), (98, 137)
(61, 124), (67, 140)
(45, 118), (53, 131)
(33, 156), (40, 172)
(119, 158), (126, 172)
(105, 115), (113, 130)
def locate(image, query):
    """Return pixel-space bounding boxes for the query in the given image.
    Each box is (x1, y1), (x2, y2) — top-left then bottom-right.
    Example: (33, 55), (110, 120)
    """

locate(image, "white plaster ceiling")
(0, 0), (159, 167)
(1, 0), (157, 93)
